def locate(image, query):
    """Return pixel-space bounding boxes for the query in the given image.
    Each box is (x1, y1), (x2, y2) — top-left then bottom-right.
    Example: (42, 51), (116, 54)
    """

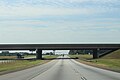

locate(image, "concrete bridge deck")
(0, 44), (120, 50)
(0, 44), (120, 59)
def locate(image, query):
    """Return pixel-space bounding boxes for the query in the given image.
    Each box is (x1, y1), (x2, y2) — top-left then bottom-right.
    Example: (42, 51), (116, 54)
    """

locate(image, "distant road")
(0, 56), (120, 80)
(0, 60), (15, 63)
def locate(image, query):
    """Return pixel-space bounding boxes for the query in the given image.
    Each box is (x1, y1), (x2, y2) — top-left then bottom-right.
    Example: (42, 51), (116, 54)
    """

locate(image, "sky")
(0, 0), (120, 44)
(0, 50), (69, 54)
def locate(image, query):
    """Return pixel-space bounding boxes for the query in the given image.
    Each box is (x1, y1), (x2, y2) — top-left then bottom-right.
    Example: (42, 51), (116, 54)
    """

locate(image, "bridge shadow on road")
(43, 57), (78, 60)
(0, 57), (78, 61)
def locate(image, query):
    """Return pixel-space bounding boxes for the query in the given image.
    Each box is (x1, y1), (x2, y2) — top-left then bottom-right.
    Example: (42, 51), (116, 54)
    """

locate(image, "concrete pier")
(93, 49), (99, 59)
(36, 49), (42, 59)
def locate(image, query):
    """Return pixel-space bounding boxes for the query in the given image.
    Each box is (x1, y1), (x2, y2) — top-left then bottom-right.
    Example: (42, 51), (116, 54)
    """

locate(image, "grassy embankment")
(69, 50), (120, 72)
(0, 55), (58, 75)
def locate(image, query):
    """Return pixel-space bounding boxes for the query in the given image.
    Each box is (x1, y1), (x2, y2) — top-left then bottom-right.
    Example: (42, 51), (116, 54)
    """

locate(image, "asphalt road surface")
(0, 56), (120, 80)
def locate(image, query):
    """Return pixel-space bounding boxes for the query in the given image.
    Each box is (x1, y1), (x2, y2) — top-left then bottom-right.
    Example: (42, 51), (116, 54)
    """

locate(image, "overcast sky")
(0, 0), (120, 44)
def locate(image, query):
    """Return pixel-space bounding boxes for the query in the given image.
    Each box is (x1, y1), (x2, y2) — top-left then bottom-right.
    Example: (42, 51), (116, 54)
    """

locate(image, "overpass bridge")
(0, 44), (120, 59)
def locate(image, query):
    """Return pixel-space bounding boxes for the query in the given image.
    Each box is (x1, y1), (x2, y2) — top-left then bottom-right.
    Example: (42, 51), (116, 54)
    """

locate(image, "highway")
(0, 56), (120, 80)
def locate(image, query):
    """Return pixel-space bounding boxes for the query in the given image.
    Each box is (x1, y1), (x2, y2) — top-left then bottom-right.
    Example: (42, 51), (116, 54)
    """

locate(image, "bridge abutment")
(36, 49), (42, 59)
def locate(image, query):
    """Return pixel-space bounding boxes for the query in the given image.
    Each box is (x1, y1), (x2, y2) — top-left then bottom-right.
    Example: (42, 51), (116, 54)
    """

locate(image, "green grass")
(24, 55), (36, 58)
(43, 55), (58, 59)
(93, 59), (120, 67)
(102, 49), (120, 59)
(0, 55), (59, 74)
(69, 54), (92, 60)
(69, 54), (120, 72)
(0, 60), (48, 74)
(92, 59), (120, 70)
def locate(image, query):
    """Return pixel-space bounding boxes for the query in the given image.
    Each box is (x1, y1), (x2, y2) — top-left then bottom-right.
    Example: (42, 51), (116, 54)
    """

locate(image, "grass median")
(0, 60), (49, 75)
(0, 55), (58, 75)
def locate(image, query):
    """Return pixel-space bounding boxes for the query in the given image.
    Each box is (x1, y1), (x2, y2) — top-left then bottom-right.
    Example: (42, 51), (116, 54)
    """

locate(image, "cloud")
(0, 6), (97, 18)
(0, 0), (120, 43)
(0, 20), (47, 28)
(0, 0), (119, 18)
(1, 0), (119, 7)
(0, 25), (119, 44)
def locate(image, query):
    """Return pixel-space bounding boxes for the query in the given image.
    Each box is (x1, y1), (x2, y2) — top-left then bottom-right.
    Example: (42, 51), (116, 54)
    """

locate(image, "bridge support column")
(93, 49), (99, 59)
(36, 49), (42, 59)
